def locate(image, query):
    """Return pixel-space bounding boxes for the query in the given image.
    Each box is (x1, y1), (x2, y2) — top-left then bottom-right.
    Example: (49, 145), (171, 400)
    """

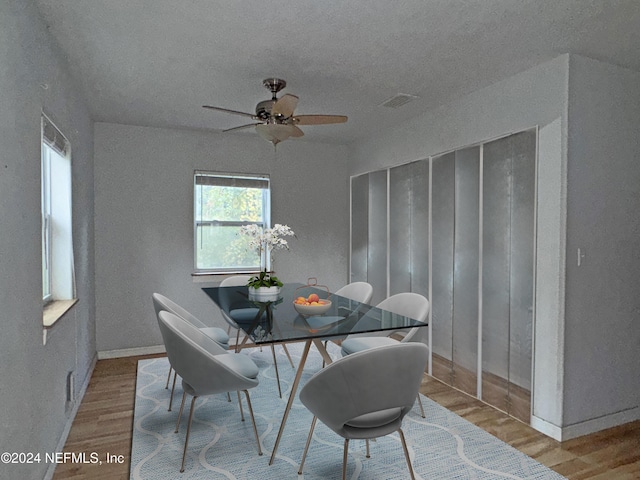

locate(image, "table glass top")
(202, 283), (428, 344)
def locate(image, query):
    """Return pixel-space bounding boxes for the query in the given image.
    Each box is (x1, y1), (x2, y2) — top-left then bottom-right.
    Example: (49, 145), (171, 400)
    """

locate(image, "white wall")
(0, 2), (95, 479)
(94, 124), (350, 353)
(562, 56), (640, 429)
(351, 56), (570, 432)
(351, 53), (640, 439)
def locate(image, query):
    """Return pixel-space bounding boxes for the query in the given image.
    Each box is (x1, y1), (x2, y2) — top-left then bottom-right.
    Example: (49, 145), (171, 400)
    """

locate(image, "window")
(41, 114), (75, 309)
(194, 172), (270, 273)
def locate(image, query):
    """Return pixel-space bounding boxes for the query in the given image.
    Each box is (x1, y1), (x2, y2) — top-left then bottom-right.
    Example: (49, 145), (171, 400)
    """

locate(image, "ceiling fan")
(203, 78), (348, 145)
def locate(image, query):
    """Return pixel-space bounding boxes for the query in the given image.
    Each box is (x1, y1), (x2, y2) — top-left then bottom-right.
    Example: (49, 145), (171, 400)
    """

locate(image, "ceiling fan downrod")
(262, 78), (287, 100)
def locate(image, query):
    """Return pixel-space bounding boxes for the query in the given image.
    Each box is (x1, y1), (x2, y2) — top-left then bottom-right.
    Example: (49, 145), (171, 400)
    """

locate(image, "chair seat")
(340, 336), (399, 356)
(346, 407), (402, 428)
(200, 327), (230, 349)
(229, 308), (264, 322)
(216, 352), (259, 379)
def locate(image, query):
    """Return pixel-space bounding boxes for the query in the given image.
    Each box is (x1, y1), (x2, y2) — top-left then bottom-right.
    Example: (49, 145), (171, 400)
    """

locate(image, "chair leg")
(270, 344), (283, 398)
(234, 329), (241, 353)
(165, 366), (172, 389)
(282, 343), (295, 368)
(227, 392), (231, 402)
(365, 439), (370, 458)
(236, 391), (245, 421)
(342, 438), (350, 480)
(168, 371), (178, 411)
(416, 394), (425, 418)
(180, 396), (198, 473)
(241, 390), (263, 455)
(174, 391), (187, 433)
(298, 416), (318, 474)
(398, 428), (416, 480)
(322, 340), (328, 367)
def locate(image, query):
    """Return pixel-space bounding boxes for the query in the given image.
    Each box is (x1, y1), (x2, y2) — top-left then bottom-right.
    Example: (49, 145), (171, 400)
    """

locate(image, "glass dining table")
(202, 282), (428, 465)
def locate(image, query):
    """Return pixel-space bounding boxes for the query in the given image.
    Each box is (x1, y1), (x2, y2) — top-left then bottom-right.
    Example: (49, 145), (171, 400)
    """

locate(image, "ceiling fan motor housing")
(255, 99), (277, 120)
(256, 78), (288, 120)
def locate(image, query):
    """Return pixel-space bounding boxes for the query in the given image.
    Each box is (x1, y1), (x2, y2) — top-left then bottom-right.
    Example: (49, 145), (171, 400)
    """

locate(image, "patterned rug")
(131, 343), (565, 479)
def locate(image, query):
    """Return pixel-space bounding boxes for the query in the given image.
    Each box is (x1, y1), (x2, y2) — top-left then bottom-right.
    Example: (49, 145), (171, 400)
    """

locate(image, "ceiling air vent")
(380, 93), (418, 109)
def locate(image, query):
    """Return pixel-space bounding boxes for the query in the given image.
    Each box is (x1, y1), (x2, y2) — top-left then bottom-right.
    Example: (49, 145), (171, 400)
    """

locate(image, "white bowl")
(293, 299), (332, 316)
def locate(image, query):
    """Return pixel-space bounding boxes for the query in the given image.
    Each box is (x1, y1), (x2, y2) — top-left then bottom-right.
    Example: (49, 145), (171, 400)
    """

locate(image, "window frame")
(41, 143), (53, 303)
(193, 171), (271, 274)
(41, 113), (76, 313)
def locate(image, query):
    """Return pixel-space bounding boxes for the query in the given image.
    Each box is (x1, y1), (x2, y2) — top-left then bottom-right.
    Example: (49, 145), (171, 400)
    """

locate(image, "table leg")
(269, 339), (312, 465)
(312, 339), (334, 366)
(268, 338), (335, 465)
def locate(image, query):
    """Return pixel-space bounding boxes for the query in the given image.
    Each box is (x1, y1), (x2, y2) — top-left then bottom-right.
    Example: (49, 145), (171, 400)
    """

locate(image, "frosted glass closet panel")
(367, 170), (388, 305)
(389, 160), (430, 299)
(452, 147), (480, 396)
(389, 163), (413, 296)
(506, 130), (536, 422)
(430, 152), (455, 384)
(409, 160), (430, 302)
(482, 130), (535, 422)
(351, 174), (369, 284)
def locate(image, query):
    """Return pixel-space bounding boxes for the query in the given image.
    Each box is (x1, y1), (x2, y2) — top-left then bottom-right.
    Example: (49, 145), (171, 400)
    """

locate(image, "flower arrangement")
(239, 223), (295, 289)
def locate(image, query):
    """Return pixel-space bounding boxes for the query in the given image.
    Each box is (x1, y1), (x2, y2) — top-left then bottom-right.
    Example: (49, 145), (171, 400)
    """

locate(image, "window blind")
(42, 114), (70, 156)
(195, 173), (269, 189)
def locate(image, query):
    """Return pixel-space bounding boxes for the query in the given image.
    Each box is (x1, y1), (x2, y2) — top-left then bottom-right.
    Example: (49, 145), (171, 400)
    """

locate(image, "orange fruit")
(307, 293), (320, 303)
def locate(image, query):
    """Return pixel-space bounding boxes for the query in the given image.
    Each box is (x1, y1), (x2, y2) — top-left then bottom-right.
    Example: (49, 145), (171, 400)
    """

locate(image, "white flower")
(239, 224), (295, 270)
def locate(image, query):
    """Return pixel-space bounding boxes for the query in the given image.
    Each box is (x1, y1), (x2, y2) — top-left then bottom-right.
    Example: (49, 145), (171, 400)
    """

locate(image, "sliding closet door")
(349, 171), (387, 305)
(506, 130), (536, 422)
(452, 147), (480, 395)
(351, 174), (369, 284)
(367, 170), (388, 305)
(431, 153), (455, 384)
(482, 130), (535, 422)
(389, 160), (430, 299)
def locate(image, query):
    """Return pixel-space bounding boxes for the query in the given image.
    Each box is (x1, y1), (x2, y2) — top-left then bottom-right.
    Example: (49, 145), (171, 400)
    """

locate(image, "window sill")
(191, 271), (259, 283)
(43, 299), (78, 328)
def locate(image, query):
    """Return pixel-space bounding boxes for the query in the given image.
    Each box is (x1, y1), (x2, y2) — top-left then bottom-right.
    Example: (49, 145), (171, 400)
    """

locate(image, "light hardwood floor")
(53, 354), (640, 479)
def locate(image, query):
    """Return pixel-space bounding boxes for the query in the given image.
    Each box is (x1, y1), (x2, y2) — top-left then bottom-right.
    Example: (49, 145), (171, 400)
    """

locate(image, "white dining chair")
(340, 292), (430, 417)
(298, 342), (429, 480)
(152, 292), (230, 410)
(218, 275), (295, 398)
(334, 281), (374, 305)
(322, 281), (374, 365)
(157, 311), (262, 472)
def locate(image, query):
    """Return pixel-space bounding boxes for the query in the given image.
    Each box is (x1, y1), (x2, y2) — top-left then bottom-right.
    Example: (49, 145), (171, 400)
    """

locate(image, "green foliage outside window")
(195, 183), (267, 270)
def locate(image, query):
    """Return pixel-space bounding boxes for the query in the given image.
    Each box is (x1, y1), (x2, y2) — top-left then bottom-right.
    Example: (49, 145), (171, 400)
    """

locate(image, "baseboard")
(97, 344), (166, 359)
(530, 415), (563, 440)
(43, 354), (98, 480)
(532, 405), (640, 441)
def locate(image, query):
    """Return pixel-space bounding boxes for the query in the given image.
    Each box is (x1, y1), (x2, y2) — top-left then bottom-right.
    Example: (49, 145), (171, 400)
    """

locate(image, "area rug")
(131, 343), (566, 479)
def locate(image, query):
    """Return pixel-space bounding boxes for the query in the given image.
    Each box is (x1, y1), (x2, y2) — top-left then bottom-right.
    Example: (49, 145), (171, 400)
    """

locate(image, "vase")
(248, 285), (281, 302)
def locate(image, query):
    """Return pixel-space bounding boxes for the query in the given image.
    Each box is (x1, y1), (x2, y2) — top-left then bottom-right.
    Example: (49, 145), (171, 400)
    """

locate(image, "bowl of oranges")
(293, 292), (332, 315)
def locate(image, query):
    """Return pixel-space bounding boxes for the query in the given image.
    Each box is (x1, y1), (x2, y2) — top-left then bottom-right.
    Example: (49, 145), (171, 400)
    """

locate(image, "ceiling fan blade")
(203, 105), (256, 119)
(292, 114), (348, 125)
(271, 94), (299, 118)
(223, 123), (261, 133)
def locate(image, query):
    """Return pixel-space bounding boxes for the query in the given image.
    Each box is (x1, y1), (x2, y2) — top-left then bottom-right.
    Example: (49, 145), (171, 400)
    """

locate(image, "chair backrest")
(152, 292), (208, 329)
(334, 281), (374, 304)
(376, 292), (430, 342)
(157, 311), (256, 395)
(299, 343), (428, 436)
(220, 275), (254, 287)
(217, 275), (254, 328)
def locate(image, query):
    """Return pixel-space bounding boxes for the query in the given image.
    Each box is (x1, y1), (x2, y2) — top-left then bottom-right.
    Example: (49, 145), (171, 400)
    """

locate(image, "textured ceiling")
(35, 0), (640, 145)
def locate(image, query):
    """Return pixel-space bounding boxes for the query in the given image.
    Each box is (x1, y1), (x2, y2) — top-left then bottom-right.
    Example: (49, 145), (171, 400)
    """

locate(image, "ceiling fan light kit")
(203, 78), (347, 145)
